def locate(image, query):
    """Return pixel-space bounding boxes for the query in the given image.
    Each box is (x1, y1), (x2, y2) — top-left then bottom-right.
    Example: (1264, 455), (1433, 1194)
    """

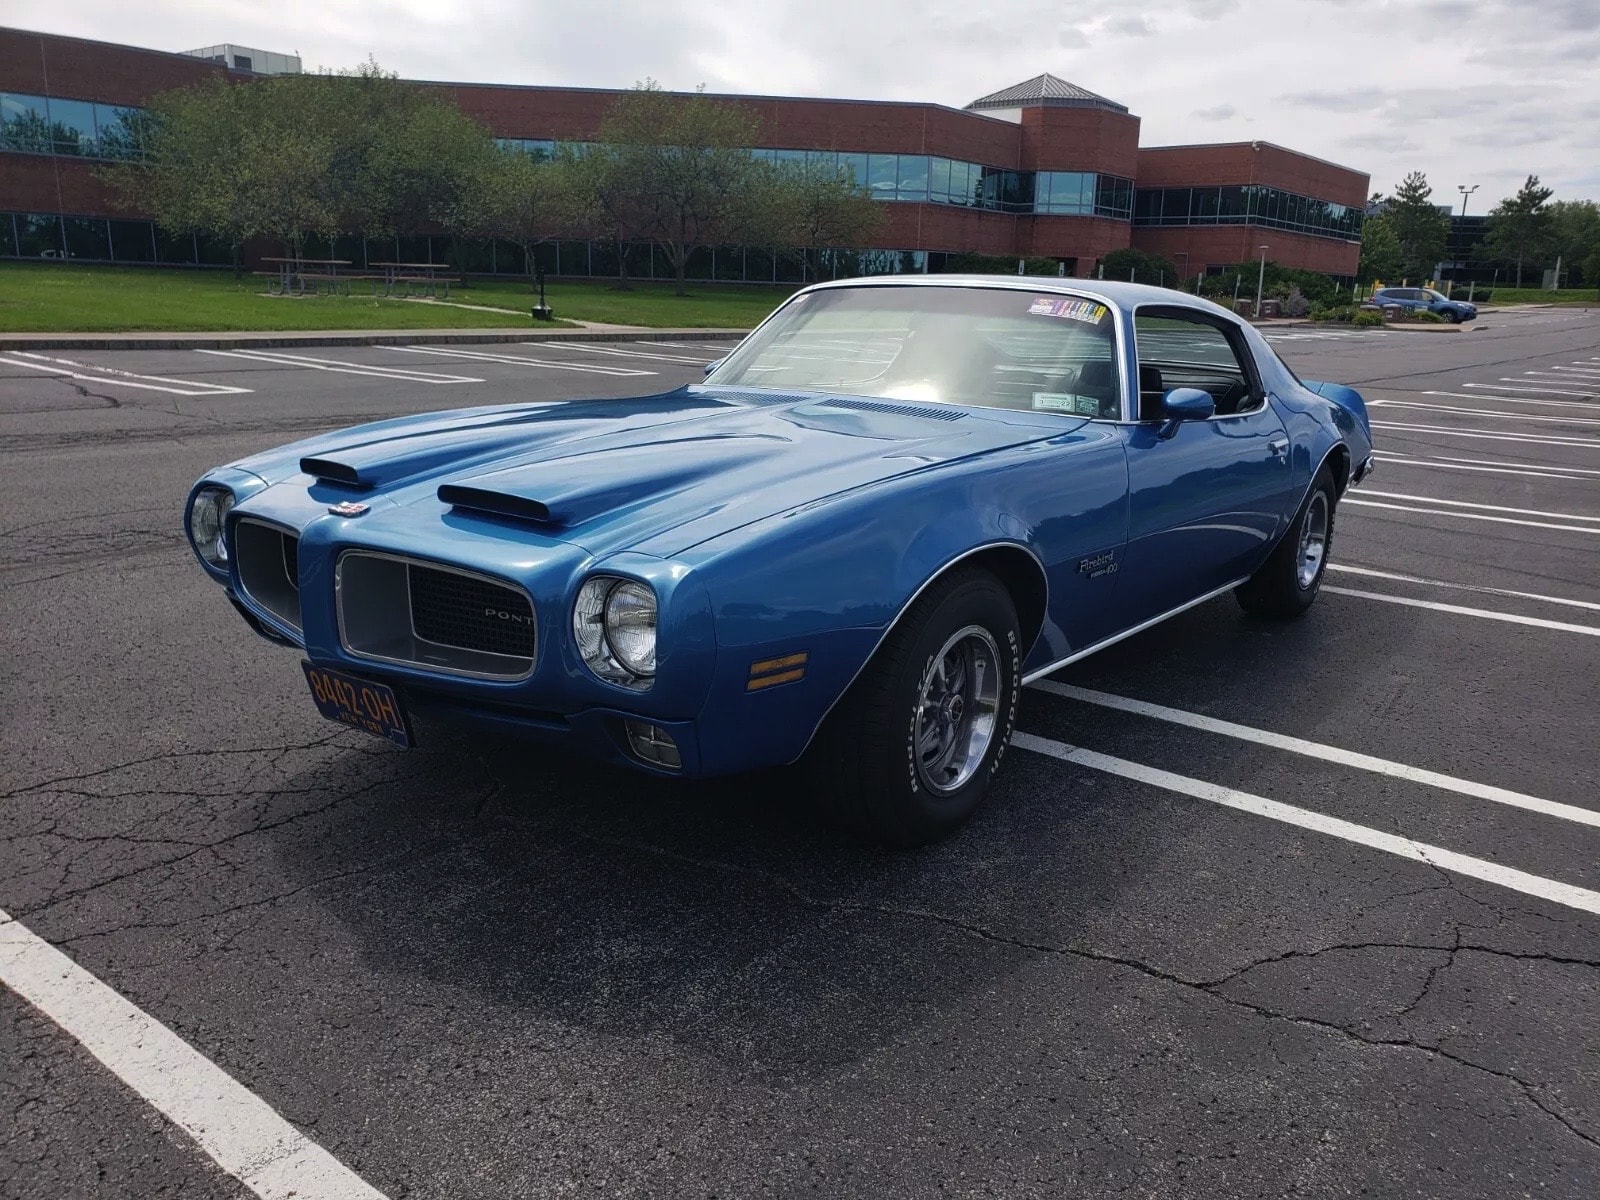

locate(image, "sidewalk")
(0, 326), (748, 352)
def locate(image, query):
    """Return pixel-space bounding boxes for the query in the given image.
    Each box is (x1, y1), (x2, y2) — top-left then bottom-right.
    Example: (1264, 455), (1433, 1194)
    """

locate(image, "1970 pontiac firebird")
(186, 277), (1373, 845)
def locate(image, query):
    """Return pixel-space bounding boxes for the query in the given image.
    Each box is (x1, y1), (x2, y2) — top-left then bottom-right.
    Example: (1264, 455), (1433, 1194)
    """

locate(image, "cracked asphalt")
(2, 311), (1598, 1198)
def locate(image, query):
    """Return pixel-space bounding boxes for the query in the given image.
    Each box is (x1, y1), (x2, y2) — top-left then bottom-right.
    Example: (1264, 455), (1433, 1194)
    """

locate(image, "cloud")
(1101, 15), (1156, 37)
(1057, 26), (1090, 49)
(1187, 0), (1240, 17)
(1193, 104), (1236, 120)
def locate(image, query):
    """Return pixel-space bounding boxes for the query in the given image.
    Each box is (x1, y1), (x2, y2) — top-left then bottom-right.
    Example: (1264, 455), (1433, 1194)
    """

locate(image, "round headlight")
(604, 581), (657, 676)
(188, 486), (235, 568)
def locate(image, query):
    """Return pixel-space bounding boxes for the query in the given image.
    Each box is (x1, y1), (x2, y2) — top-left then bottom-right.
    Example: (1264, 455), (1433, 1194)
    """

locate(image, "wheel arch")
(788, 540), (1047, 764)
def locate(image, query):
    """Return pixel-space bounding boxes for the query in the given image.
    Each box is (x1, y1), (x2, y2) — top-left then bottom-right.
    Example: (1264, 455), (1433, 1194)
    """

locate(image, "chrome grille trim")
(234, 517), (303, 636)
(336, 550), (537, 681)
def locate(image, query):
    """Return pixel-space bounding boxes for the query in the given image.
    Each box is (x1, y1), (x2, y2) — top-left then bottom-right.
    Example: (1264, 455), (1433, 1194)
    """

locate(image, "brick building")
(0, 26), (1368, 282)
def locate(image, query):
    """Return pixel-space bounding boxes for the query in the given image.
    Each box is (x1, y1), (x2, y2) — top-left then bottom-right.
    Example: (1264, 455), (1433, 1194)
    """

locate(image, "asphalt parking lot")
(2, 306), (1598, 1198)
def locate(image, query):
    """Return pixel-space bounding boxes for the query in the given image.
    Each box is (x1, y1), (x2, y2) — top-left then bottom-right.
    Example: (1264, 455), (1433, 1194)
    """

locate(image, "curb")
(0, 327), (750, 352)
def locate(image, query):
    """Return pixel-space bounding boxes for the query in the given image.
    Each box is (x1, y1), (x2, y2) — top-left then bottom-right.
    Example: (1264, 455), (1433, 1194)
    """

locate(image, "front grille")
(409, 564), (535, 658)
(234, 518), (302, 634)
(337, 550), (536, 680)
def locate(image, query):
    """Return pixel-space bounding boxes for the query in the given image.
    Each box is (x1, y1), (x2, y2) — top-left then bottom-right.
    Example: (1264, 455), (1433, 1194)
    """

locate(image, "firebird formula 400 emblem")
(328, 501), (370, 517)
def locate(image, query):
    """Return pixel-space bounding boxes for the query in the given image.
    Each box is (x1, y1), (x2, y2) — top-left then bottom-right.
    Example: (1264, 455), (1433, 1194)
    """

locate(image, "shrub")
(1412, 309), (1445, 323)
(1352, 309), (1385, 328)
(1309, 304), (1354, 323)
(1277, 285), (1311, 318)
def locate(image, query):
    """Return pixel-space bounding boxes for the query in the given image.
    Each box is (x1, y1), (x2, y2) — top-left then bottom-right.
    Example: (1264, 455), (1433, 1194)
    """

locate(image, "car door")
(1116, 307), (1296, 623)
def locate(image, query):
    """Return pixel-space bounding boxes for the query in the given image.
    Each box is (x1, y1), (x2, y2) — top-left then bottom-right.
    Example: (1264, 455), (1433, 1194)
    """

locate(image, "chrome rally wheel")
(914, 625), (1002, 795)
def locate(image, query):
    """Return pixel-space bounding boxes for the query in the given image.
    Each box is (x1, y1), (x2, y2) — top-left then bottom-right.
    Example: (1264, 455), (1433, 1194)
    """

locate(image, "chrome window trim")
(233, 516), (304, 640)
(335, 549), (538, 683)
(1129, 301), (1273, 423)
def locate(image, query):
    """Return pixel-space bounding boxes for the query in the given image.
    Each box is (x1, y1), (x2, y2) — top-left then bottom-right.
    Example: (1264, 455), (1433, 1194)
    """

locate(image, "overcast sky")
(13, 0), (1598, 204)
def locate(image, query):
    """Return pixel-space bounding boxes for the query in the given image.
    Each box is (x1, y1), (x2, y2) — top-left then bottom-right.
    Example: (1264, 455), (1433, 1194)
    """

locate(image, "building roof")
(965, 73), (1128, 115)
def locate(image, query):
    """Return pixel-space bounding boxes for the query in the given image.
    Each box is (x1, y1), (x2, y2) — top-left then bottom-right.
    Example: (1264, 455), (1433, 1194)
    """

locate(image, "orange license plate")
(301, 663), (412, 748)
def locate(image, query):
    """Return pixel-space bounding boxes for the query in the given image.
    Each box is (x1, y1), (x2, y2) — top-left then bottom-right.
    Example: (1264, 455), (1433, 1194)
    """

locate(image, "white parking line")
(195, 349), (482, 384)
(1322, 586), (1600, 635)
(1028, 681), (1600, 827)
(1376, 454), (1596, 482)
(1432, 390), (1599, 411)
(1371, 421), (1598, 448)
(1370, 399), (1600, 425)
(1326, 564), (1600, 613)
(392, 346), (654, 377)
(637, 341), (729, 356)
(1422, 452), (1600, 476)
(1468, 382), (1598, 397)
(1357, 489), (1600, 522)
(1343, 498), (1600, 534)
(0, 908), (387, 1200)
(4, 351), (253, 396)
(534, 341), (711, 364)
(1013, 734), (1600, 916)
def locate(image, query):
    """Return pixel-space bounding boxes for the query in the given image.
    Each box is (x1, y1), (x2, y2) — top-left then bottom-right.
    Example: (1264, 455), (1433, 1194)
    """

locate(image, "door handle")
(1267, 437), (1289, 460)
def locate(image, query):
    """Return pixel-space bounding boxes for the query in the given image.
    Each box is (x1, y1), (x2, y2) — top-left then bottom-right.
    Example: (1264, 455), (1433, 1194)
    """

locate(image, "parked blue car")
(1371, 286), (1477, 322)
(186, 278), (1374, 844)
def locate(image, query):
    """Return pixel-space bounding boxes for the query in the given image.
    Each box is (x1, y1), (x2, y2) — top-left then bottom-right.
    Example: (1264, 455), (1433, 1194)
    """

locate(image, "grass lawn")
(0, 262), (794, 333)
(1457, 286), (1599, 306)
(466, 277), (797, 328)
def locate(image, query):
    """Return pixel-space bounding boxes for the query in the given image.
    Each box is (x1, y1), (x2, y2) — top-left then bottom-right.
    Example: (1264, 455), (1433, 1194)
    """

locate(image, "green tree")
(1545, 198), (1600, 287)
(586, 82), (767, 296)
(1098, 247), (1178, 285)
(458, 148), (582, 289)
(759, 158), (884, 283)
(102, 65), (495, 273)
(1480, 175), (1556, 287)
(1381, 171), (1450, 282)
(1357, 214), (1404, 284)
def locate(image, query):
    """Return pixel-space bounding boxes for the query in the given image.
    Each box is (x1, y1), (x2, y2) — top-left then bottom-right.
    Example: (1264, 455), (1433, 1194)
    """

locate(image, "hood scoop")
(299, 455), (372, 488)
(814, 397), (965, 422)
(437, 484), (553, 524)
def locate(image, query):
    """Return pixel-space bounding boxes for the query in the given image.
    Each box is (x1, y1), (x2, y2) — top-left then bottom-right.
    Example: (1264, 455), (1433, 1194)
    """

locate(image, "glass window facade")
(1, 92), (151, 159)
(1133, 184), (1362, 241)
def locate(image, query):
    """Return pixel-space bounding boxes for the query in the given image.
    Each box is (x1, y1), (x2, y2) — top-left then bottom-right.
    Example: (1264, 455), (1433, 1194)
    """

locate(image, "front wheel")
(809, 568), (1022, 847)
(1443, 309), (1460, 323)
(1235, 465), (1337, 619)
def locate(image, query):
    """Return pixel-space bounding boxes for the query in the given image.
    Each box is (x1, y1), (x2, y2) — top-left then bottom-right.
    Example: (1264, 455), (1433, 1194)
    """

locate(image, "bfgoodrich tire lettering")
(1235, 464), (1338, 619)
(810, 567), (1022, 847)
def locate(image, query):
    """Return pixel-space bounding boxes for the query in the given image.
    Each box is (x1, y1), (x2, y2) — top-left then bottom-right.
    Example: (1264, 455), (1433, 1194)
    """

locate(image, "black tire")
(1235, 465), (1338, 619)
(809, 568), (1022, 848)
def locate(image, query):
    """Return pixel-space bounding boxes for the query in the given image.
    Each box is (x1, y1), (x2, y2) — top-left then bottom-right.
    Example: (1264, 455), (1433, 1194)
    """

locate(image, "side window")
(1134, 310), (1262, 419)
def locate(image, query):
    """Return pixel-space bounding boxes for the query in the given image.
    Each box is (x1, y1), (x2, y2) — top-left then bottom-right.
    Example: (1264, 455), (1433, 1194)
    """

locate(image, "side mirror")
(1157, 387), (1214, 439)
(703, 360), (721, 377)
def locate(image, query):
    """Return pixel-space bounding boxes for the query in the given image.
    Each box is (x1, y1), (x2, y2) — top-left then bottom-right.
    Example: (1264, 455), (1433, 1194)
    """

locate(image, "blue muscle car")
(186, 278), (1374, 845)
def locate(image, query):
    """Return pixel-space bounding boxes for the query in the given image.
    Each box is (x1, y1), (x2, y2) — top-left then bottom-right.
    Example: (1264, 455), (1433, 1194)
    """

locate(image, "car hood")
(236, 387), (1078, 558)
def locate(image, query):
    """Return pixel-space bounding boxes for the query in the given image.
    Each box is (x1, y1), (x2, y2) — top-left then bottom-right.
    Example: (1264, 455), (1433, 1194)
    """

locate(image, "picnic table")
(258, 257), (354, 297)
(369, 262), (459, 299)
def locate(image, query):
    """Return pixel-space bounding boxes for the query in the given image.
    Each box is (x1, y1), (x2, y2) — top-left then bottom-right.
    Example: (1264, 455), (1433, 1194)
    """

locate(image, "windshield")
(707, 285), (1124, 418)
(1425, 289), (1448, 301)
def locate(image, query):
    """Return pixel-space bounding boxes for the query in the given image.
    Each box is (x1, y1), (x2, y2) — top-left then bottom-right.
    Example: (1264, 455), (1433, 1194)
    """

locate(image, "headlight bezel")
(573, 575), (658, 690)
(186, 485), (236, 572)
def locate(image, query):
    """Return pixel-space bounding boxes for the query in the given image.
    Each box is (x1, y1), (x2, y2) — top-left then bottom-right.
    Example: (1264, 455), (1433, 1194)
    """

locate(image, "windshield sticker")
(1032, 392), (1101, 416)
(1028, 297), (1107, 324)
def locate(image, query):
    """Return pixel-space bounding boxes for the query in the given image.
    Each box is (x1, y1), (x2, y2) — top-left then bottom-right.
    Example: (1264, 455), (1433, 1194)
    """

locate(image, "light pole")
(1455, 185), (1479, 293)
(1253, 245), (1269, 319)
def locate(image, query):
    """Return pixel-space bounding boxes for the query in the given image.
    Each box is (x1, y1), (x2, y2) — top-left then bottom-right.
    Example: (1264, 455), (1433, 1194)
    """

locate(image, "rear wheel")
(1235, 465), (1337, 619)
(810, 568), (1021, 847)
